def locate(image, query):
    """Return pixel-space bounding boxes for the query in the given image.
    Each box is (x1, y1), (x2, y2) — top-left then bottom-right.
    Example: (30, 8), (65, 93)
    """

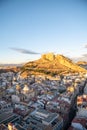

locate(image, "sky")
(0, 0), (87, 64)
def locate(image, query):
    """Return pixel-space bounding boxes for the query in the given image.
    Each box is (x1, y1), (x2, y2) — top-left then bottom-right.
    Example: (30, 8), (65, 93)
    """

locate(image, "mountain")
(20, 53), (87, 77)
(77, 61), (87, 70)
(77, 61), (87, 65)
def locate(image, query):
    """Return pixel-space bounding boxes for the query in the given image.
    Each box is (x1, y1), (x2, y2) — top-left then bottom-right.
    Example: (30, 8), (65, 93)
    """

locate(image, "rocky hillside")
(77, 61), (87, 70)
(77, 61), (87, 65)
(20, 53), (87, 77)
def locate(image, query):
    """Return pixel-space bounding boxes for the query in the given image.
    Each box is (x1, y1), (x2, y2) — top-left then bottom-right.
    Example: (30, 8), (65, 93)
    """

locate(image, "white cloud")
(84, 44), (87, 48)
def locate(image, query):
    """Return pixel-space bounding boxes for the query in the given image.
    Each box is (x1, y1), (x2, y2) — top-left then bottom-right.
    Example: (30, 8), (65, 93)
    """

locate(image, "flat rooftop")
(30, 108), (60, 123)
(0, 112), (20, 125)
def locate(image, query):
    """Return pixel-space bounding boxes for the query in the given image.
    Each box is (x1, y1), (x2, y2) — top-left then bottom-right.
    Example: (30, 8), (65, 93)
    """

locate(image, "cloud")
(10, 47), (40, 55)
(84, 44), (87, 48)
(83, 54), (87, 57)
(72, 54), (87, 62)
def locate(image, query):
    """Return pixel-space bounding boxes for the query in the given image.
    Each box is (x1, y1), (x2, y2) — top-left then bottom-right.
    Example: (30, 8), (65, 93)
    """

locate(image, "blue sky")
(0, 0), (87, 63)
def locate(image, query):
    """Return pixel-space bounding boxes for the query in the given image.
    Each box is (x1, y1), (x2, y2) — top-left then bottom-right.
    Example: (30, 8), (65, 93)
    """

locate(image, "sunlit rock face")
(41, 53), (55, 61)
(20, 53), (87, 77)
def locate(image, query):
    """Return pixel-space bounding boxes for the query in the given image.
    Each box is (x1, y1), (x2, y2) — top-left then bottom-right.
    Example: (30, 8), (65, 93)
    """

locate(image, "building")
(0, 112), (20, 126)
(22, 85), (35, 99)
(8, 123), (17, 130)
(0, 124), (8, 130)
(12, 95), (20, 103)
(27, 108), (63, 130)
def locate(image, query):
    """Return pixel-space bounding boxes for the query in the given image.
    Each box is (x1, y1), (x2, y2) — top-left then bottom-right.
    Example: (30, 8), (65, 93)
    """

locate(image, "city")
(0, 0), (87, 129)
(0, 67), (87, 130)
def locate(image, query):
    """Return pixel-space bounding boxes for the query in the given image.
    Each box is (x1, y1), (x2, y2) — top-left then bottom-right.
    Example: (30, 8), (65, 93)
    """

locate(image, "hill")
(20, 53), (87, 77)
(0, 66), (21, 73)
(77, 61), (87, 70)
(77, 61), (87, 65)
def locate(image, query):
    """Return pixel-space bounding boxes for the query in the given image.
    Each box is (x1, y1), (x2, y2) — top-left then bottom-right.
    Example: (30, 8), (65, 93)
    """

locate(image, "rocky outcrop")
(20, 53), (87, 77)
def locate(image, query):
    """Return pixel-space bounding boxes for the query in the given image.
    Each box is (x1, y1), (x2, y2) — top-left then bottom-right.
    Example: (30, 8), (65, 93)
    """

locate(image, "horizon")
(0, 52), (87, 65)
(0, 0), (87, 63)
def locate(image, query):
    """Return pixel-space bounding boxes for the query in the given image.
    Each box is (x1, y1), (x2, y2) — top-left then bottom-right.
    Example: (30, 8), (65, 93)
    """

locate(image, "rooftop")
(77, 109), (87, 118)
(31, 109), (58, 123)
(0, 124), (8, 130)
(0, 112), (20, 125)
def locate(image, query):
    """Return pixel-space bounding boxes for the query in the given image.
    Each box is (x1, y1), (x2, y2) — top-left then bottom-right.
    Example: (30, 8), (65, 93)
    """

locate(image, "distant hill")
(0, 64), (22, 67)
(20, 53), (87, 77)
(77, 61), (87, 65)
(0, 66), (21, 73)
(77, 61), (87, 70)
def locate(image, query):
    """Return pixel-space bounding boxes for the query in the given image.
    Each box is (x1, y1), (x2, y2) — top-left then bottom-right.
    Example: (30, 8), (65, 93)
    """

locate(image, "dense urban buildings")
(0, 70), (87, 130)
